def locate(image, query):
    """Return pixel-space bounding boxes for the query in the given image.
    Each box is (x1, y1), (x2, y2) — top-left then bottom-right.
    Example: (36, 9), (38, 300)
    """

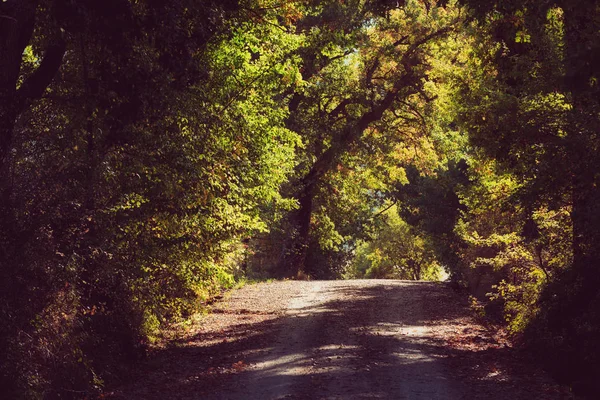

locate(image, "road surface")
(110, 280), (572, 399)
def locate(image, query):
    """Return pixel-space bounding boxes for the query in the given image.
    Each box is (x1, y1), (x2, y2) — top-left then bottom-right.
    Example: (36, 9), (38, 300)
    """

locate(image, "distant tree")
(276, 0), (462, 277)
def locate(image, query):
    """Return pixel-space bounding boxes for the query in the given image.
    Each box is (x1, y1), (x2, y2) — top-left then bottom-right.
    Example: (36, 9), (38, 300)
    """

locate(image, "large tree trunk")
(1, 6), (65, 388)
(278, 181), (315, 278)
(0, 0), (65, 267)
(0, 2), (36, 277)
(0, 1), (39, 167)
(0, 10), (21, 190)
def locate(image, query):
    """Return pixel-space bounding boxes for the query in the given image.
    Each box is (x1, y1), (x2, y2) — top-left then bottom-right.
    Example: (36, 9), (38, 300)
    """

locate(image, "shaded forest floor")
(106, 280), (574, 399)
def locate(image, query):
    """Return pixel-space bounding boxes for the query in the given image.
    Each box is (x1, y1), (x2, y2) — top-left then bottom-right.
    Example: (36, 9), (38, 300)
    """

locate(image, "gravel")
(108, 280), (573, 400)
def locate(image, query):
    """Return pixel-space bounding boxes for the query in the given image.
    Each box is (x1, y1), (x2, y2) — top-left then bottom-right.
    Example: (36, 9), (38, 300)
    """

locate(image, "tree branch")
(16, 38), (67, 111)
(372, 200), (398, 219)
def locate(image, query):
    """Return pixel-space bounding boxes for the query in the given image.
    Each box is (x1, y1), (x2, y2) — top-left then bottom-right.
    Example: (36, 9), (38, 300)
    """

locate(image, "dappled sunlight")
(110, 280), (569, 399)
(3, 0), (596, 397)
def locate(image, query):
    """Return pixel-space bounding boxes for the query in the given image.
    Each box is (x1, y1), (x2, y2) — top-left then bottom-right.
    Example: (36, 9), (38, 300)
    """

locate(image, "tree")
(0, 0), (306, 396)
(276, 0), (462, 277)
(350, 203), (442, 280)
(455, 0), (600, 393)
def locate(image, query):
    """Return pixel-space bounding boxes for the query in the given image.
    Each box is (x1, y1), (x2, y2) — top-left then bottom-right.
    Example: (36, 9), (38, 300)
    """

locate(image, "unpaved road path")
(110, 280), (572, 399)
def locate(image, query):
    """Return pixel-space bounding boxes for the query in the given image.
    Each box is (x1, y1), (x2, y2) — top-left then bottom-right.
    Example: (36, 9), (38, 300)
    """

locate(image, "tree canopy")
(1, 0), (599, 397)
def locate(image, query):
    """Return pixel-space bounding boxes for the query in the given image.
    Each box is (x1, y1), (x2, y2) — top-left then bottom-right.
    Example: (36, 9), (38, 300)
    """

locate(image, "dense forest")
(1, 0), (599, 398)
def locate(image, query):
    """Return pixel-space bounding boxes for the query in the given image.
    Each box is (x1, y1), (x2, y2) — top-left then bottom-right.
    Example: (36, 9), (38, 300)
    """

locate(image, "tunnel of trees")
(1, 0), (599, 397)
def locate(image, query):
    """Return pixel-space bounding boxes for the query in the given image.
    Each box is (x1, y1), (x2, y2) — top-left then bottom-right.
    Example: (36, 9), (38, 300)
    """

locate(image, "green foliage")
(349, 204), (443, 280)
(0, 0), (304, 397)
(453, 158), (572, 330)
(453, 1), (600, 395)
(2, 0), (600, 397)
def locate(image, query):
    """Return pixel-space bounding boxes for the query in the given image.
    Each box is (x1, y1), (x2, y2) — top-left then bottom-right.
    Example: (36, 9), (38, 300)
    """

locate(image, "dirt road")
(111, 280), (572, 399)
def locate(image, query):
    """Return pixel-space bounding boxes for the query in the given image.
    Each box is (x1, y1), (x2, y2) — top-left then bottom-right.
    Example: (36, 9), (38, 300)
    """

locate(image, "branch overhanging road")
(111, 280), (572, 400)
